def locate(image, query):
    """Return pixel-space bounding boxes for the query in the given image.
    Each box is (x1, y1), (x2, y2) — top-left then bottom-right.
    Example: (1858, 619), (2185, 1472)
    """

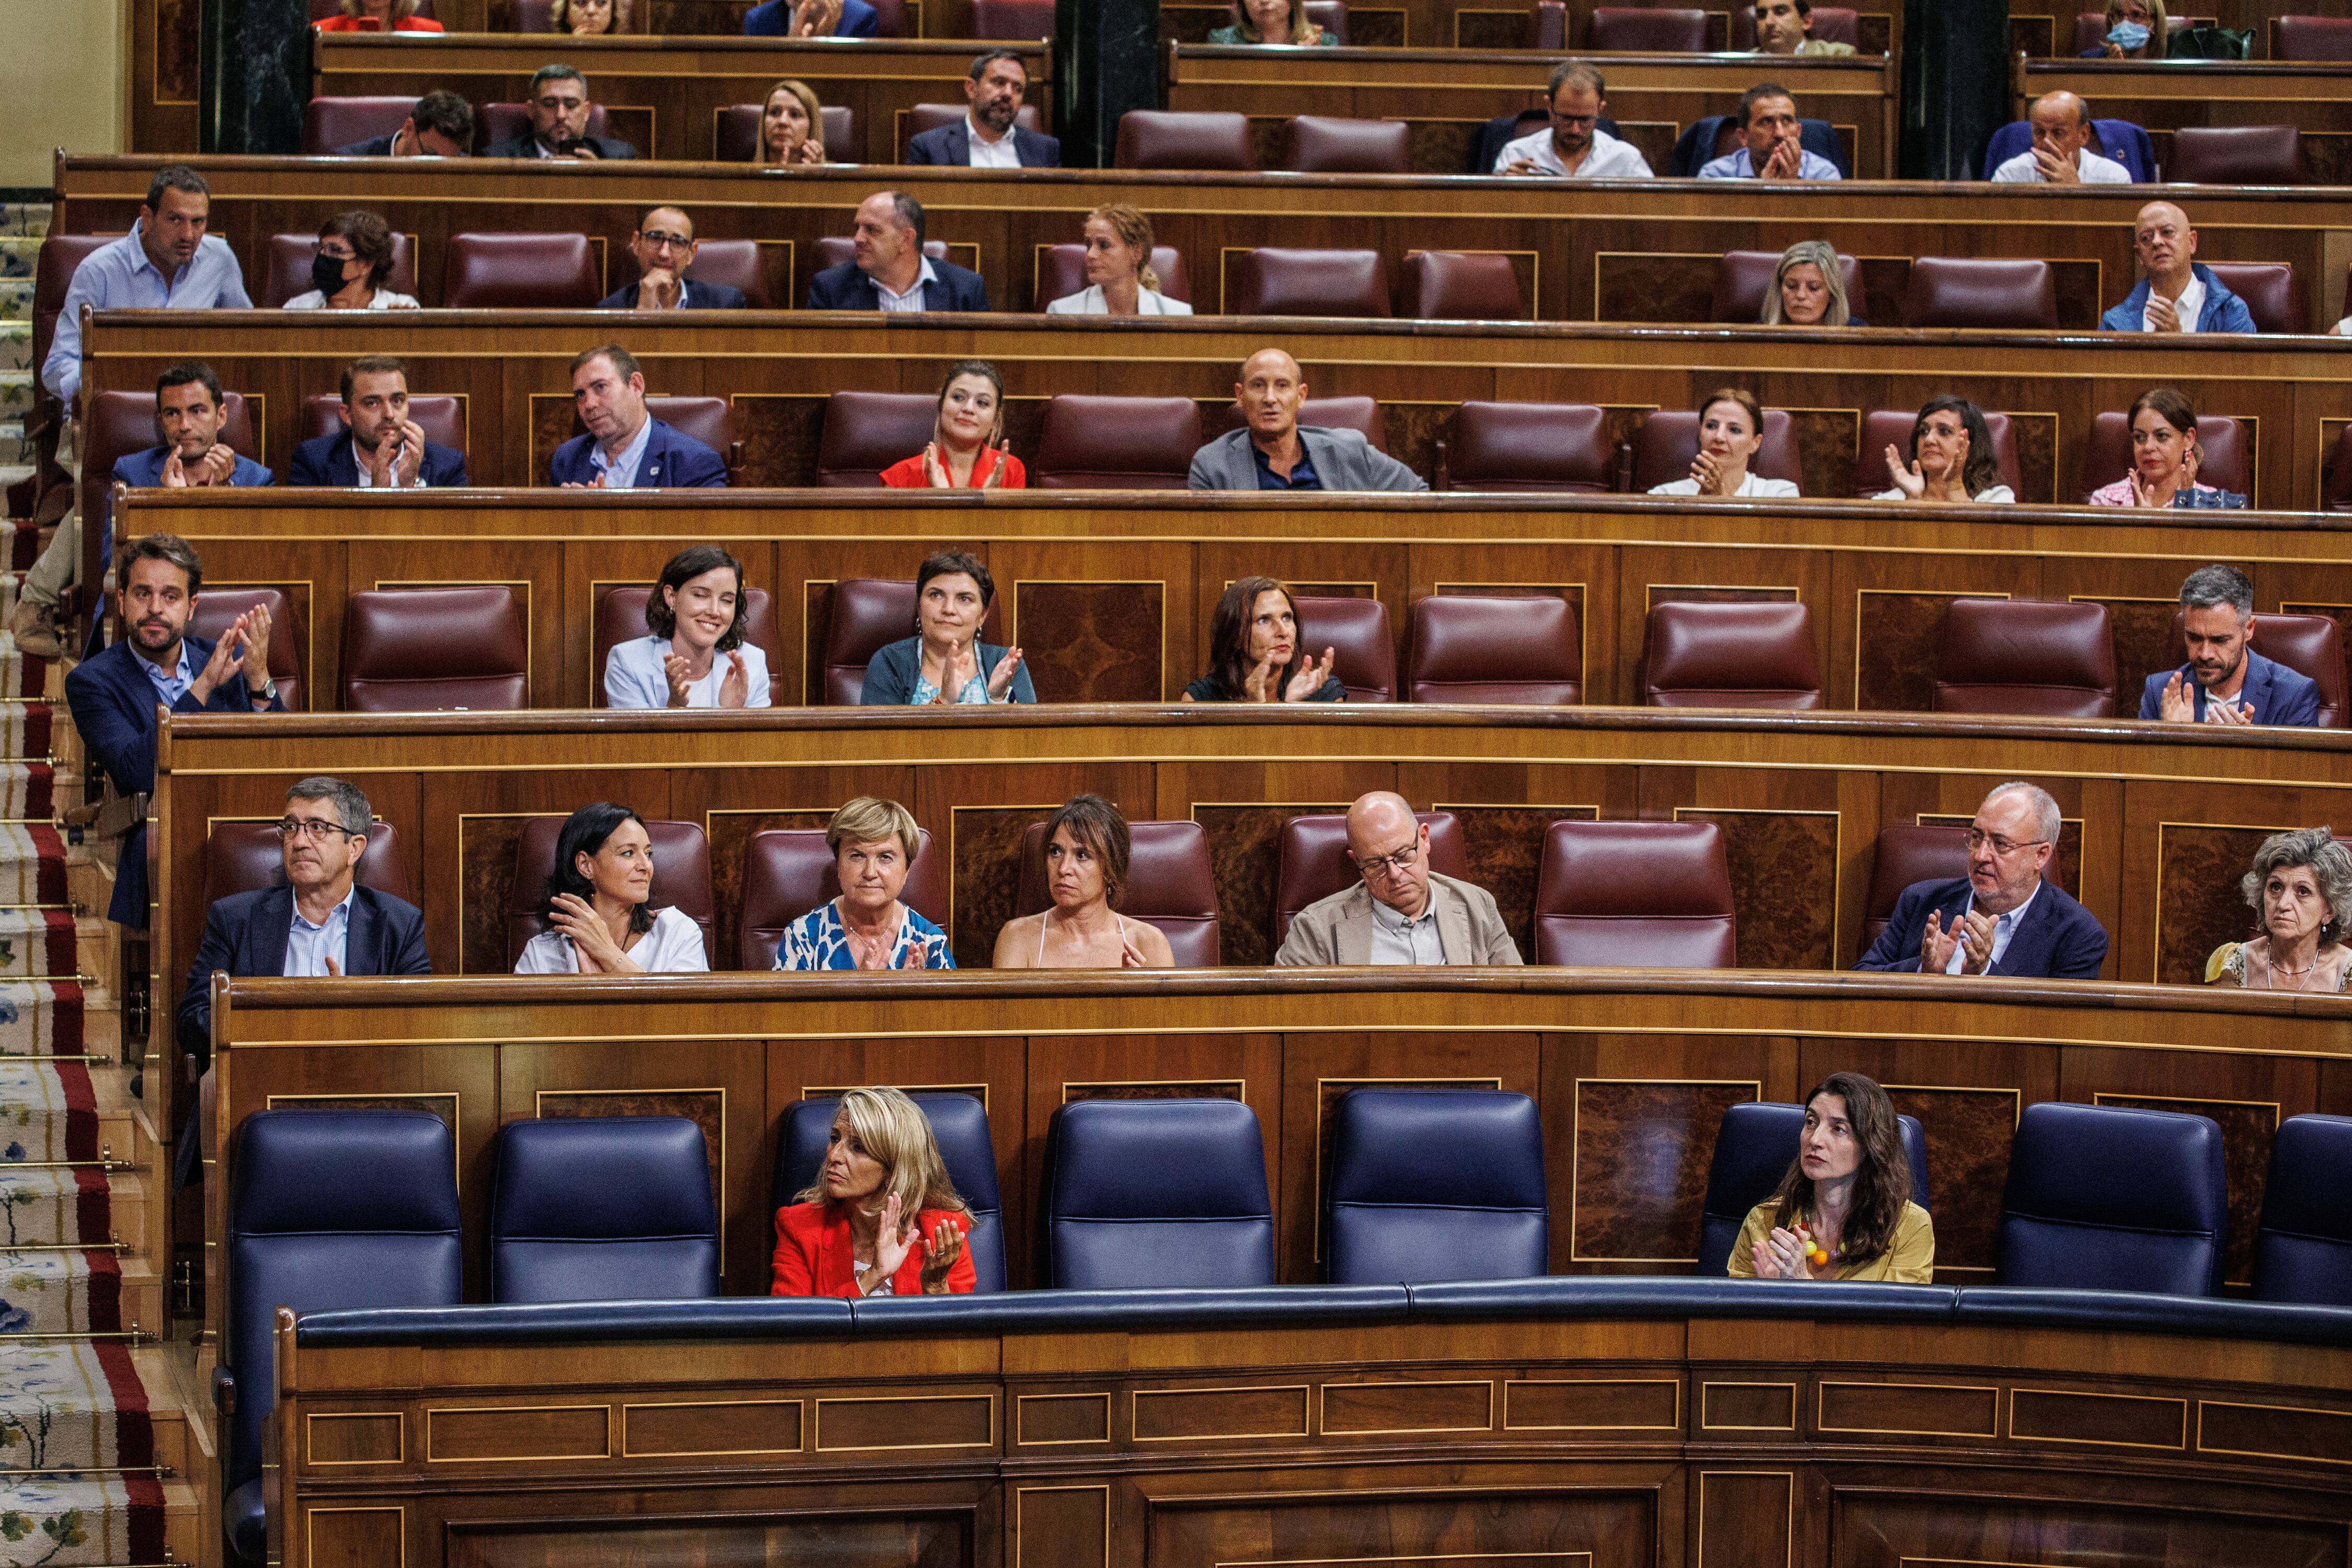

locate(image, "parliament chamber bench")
(62, 157), (2352, 327)
(2021, 56), (2352, 174)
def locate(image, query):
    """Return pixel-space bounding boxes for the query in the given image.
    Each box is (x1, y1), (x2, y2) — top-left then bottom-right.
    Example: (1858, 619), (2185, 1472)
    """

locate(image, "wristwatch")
(247, 679), (278, 704)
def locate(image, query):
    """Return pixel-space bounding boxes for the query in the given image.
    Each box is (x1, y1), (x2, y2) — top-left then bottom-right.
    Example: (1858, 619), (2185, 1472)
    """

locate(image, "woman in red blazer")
(772, 1087), (975, 1297)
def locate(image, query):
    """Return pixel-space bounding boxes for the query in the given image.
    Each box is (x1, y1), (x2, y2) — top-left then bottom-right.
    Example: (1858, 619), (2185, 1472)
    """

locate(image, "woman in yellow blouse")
(1727, 1072), (1934, 1283)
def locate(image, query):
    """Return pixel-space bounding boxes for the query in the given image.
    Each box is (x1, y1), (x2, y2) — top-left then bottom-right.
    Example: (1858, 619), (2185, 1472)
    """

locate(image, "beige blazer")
(1274, 872), (1524, 966)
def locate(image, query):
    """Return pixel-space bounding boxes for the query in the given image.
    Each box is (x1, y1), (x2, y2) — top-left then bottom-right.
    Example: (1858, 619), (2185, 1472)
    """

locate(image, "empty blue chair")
(222, 1109), (463, 1566)
(1041, 1097), (1274, 1289)
(490, 1116), (719, 1304)
(2252, 1113), (2352, 1306)
(1325, 1088), (1548, 1284)
(1995, 1100), (2227, 1296)
(771, 1092), (1006, 1293)
(1698, 1101), (1932, 1276)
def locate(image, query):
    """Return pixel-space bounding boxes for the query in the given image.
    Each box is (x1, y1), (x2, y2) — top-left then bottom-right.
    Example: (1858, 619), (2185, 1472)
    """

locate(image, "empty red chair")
(1437, 402), (1611, 491)
(1640, 601), (1824, 709)
(739, 827), (948, 968)
(1933, 598), (2116, 718)
(1525, 0), (1565, 45)
(1853, 409), (2025, 498)
(1860, 823), (1971, 959)
(1631, 409), (1802, 492)
(1274, 811), (1470, 948)
(2275, 15), (2352, 60)
(2079, 412), (2250, 501)
(302, 95), (419, 154)
(972, 0), (1052, 36)
(80, 391), (260, 551)
(476, 101), (612, 153)
(1903, 258), (2057, 330)
(206, 820), (410, 906)
(1588, 7), (1708, 50)
(717, 103), (855, 161)
(1710, 249), (1861, 324)
(2330, 423), (2352, 512)
(2201, 262), (2299, 333)
(1534, 820), (1736, 967)
(1406, 595), (1582, 704)
(263, 232), (419, 308)
(2163, 610), (2346, 729)
(1014, 820), (1222, 966)
(593, 584), (778, 708)
(1402, 252), (1523, 320)
(507, 817), (714, 969)
(1114, 111), (1254, 171)
(442, 233), (601, 308)
(817, 580), (1002, 706)
(1296, 596), (1394, 700)
(1230, 248), (1389, 317)
(815, 393), (939, 487)
(188, 588), (305, 711)
(1280, 117), (1410, 174)
(2166, 125), (2303, 185)
(1034, 242), (1192, 308)
(340, 586), (530, 712)
(1032, 396), (1204, 489)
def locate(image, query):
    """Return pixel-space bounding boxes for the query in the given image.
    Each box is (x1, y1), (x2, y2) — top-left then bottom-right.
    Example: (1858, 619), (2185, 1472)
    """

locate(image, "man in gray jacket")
(1276, 791), (1523, 966)
(1189, 350), (1429, 492)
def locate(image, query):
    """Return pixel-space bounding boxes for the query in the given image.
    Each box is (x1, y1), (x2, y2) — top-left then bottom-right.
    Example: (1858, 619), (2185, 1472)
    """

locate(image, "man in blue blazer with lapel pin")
(287, 356), (469, 489)
(805, 192), (992, 312)
(2138, 563), (2321, 728)
(547, 343), (729, 488)
(904, 51), (1061, 168)
(1855, 782), (2109, 979)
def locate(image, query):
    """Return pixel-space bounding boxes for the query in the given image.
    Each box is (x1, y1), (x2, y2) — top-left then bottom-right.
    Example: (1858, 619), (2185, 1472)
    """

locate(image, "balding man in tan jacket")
(1275, 791), (1523, 966)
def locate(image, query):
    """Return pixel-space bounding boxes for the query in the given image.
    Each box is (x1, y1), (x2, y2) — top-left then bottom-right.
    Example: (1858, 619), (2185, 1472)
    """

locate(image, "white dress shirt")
(964, 114), (1022, 168)
(1367, 892), (1446, 965)
(514, 904), (710, 974)
(590, 416), (656, 488)
(2145, 274), (2204, 335)
(282, 289), (422, 310)
(603, 635), (773, 709)
(1044, 284), (1193, 316)
(1491, 125), (1654, 178)
(875, 257), (940, 314)
(349, 436), (428, 489)
(1649, 472), (1801, 498)
(1989, 147), (2131, 184)
(1942, 881), (2039, 974)
(284, 885), (355, 977)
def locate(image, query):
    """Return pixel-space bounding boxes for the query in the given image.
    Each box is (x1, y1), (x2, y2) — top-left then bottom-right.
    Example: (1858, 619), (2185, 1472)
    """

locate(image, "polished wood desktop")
(2019, 57), (2352, 179)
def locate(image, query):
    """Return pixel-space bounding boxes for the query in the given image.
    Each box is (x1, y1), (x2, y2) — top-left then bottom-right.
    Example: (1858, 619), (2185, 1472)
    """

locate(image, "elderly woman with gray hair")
(2209, 828), (2352, 992)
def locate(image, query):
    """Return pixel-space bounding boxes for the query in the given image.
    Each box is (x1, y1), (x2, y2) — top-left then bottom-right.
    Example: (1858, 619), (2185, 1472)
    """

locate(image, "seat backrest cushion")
(593, 583), (777, 708)
(442, 232), (602, 308)
(1534, 819), (1736, 967)
(771, 1093), (1007, 1291)
(1407, 593), (1582, 704)
(2252, 1114), (2352, 1305)
(1588, 5), (1708, 49)
(1998, 1100), (2228, 1294)
(1114, 109), (1254, 170)
(816, 392), (941, 487)
(490, 1116), (719, 1303)
(1036, 241), (1190, 307)
(1860, 822), (1971, 956)
(817, 578), (1001, 705)
(1231, 247), (1390, 317)
(1903, 257), (2058, 330)
(1403, 250), (1525, 322)
(2275, 14), (2352, 60)
(1639, 600), (1823, 709)
(2199, 261), (2298, 335)
(302, 95), (416, 154)
(205, 820), (410, 908)
(1043, 1098), (1274, 1288)
(1033, 395), (1204, 489)
(299, 391), (465, 459)
(1326, 1088), (1548, 1284)
(340, 585), (529, 712)
(2167, 124), (2303, 184)
(1295, 595), (1396, 700)
(1852, 408), (2024, 499)
(1444, 401), (1610, 491)
(1699, 1102), (1931, 1273)
(1932, 597), (2115, 718)
(188, 586), (304, 711)
(1281, 115), (1411, 174)
(263, 230), (419, 307)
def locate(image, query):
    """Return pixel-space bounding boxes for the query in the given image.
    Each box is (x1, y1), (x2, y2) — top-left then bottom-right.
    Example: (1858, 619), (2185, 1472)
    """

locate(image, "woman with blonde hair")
(1758, 240), (1855, 328)
(772, 1088), (974, 1296)
(2088, 0), (2166, 56)
(1209, 0), (1336, 45)
(772, 796), (951, 970)
(1045, 207), (1192, 317)
(316, 0), (444, 30)
(550, 0), (632, 32)
(756, 79), (828, 166)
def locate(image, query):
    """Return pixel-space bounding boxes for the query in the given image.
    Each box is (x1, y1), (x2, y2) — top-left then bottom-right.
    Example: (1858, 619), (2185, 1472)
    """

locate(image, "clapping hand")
(662, 650), (697, 708)
(867, 1191), (965, 1291)
(1283, 646), (1337, 702)
(547, 891), (631, 973)
(188, 612), (252, 704)
(790, 137), (825, 166)
(1689, 448), (1732, 495)
(364, 419), (428, 488)
(1759, 136), (1803, 181)
(2207, 694), (2255, 725)
(1750, 1221), (1818, 1279)
(2145, 291), (2182, 334)
(919, 442), (953, 489)
(897, 932), (940, 970)
(2159, 670), (2198, 722)
(1884, 444), (1927, 499)
(984, 644), (1025, 701)
(1955, 907), (1998, 974)
(917, 1215), (965, 1290)
(790, 0), (844, 34)
(1919, 909), (1962, 973)
(978, 437), (1010, 489)
(718, 649), (751, 708)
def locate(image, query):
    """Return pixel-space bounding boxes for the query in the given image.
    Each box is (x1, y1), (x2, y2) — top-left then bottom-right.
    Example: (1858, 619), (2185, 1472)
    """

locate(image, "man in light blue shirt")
(41, 166), (251, 405)
(1698, 84), (1842, 181)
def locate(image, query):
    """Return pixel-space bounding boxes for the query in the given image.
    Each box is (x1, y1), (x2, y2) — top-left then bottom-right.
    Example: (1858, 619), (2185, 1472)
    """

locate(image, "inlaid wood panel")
(1506, 1377), (1682, 1433)
(1133, 1384), (1308, 1443)
(1016, 1485), (1108, 1568)
(1146, 1488), (1653, 1568)
(1566, 1078), (1763, 1267)
(1815, 1379), (1998, 1440)
(818, 1394), (993, 1451)
(2199, 1399), (2352, 1468)
(1322, 1379), (1495, 1434)
(2151, 821), (2284, 986)
(447, 1515), (972, 1568)
(1449, 804), (1601, 960)
(1702, 1382), (1796, 1434)
(1829, 1485), (2351, 1568)
(306, 1412), (405, 1467)
(2010, 1387), (2187, 1450)
(1694, 1471), (1793, 1568)
(621, 1400), (802, 1458)
(305, 1505), (404, 1568)
(427, 1403), (613, 1462)
(1676, 809), (1841, 971)
(1008, 582), (1167, 704)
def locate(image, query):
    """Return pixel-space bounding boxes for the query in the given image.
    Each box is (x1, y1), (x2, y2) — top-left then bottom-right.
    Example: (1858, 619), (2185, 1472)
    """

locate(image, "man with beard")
(2140, 563), (2319, 726)
(905, 50), (1060, 167)
(548, 343), (728, 487)
(804, 192), (991, 312)
(289, 356), (470, 487)
(64, 534), (286, 931)
(480, 65), (638, 159)
(1494, 61), (1652, 177)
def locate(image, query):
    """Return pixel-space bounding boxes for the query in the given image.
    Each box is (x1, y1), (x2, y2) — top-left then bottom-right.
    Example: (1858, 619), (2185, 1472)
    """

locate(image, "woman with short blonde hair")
(1758, 240), (1853, 328)
(771, 1088), (974, 1296)
(774, 797), (951, 970)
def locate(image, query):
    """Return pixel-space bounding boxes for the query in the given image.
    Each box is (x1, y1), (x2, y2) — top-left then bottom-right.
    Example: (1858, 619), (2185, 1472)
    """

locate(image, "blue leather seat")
(770, 1093), (1006, 1293)
(222, 1109), (463, 1566)
(1325, 1088), (1548, 1284)
(1996, 1100), (2227, 1295)
(489, 1116), (719, 1304)
(1697, 1101), (1932, 1276)
(1041, 1098), (1275, 1290)
(2252, 1114), (2352, 1306)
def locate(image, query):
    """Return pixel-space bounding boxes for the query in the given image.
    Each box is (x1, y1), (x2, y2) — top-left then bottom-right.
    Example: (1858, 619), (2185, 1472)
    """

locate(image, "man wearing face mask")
(481, 64), (638, 159)
(290, 356), (470, 488)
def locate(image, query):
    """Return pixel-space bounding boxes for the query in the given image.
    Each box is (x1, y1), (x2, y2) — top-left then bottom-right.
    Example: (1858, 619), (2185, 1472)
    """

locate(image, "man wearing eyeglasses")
(481, 65), (638, 160)
(1855, 782), (2108, 978)
(598, 208), (750, 311)
(1276, 791), (1521, 966)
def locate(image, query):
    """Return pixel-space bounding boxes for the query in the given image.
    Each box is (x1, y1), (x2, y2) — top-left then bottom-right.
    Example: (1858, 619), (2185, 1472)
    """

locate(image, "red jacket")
(314, 14), (447, 27)
(770, 1200), (976, 1297)
(879, 448), (1025, 489)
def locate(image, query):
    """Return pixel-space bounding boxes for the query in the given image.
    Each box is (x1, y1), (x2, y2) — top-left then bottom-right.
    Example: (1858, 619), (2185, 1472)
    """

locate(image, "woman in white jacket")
(1044, 206), (1193, 318)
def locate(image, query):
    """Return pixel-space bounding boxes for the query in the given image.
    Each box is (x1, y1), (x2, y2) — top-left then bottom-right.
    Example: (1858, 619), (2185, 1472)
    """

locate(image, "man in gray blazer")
(1189, 349), (1429, 492)
(1276, 791), (1523, 966)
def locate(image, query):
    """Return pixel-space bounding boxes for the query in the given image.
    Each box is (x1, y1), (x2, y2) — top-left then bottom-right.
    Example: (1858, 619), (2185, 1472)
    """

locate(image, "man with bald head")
(1855, 782), (2108, 979)
(1990, 93), (2130, 184)
(1189, 349), (1428, 491)
(2101, 202), (2255, 333)
(1275, 792), (1521, 966)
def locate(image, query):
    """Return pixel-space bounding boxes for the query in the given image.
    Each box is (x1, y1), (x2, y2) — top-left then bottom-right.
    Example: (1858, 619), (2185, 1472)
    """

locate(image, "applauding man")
(2140, 564), (2319, 727)
(290, 356), (469, 488)
(1855, 783), (2108, 979)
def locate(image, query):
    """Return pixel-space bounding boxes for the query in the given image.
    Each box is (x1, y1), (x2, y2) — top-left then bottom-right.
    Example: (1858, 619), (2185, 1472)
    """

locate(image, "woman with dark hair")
(880, 362), (1026, 489)
(2088, 387), (2244, 508)
(1181, 577), (1340, 703)
(2209, 827), (2352, 991)
(315, 0), (444, 29)
(283, 213), (417, 310)
(1647, 388), (1798, 498)
(1874, 396), (2015, 503)
(1727, 1072), (1934, 1282)
(992, 794), (1175, 968)
(772, 1087), (973, 1297)
(514, 803), (709, 974)
(604, 544), (770, 709)
(858, 549), (1035, 705)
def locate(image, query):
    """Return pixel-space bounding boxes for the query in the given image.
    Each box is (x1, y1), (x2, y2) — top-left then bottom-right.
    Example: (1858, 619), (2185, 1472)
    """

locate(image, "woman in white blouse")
(281, 212), (419, 310)
(1873, 395), (2016, 504)
(515, 803), (710, 974)
(1044, 206), (1192, 317)
(604, 544), (772, 709)
(1647, 388), (1798, 498)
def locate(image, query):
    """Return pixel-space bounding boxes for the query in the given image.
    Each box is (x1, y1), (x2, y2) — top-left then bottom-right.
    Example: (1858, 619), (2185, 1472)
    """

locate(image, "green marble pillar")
(202, 0), (311, 154)
(1899, 0), (2010, 178)
(1053, 0), (1161, 169)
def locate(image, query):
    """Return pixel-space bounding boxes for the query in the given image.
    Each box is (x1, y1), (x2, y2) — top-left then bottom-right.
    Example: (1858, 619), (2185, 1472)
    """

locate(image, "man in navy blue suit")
(596, 207), (748, 310)
(64, 534), (286, 931)
(743, 0), (878, 35)
(805, 192), (991, 312)
(288, 356), (469, 488)
(1855, 782), (2109, 979)
(904, 50), (1061, 168)
(2139, 563), (2320, 728)
(332, 90), (474, 157)
(547, 344), (729, 488)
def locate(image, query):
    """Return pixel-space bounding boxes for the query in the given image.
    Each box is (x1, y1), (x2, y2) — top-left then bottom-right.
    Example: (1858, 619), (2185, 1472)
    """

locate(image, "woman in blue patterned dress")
(773, 796), (953, 971)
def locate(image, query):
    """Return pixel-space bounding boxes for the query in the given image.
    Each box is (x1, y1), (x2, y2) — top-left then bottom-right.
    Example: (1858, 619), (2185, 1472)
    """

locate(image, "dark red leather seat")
(205, 820), (411, 907)
(1032, 396), (1204, 489)
(1279, 117), (1410, 174)
(1933, 598), (2116, 718)
(1728, 2), (1855, 45)
(83, 390), (260, 553)
(1534, 820), (1736, 968)
(1631, 409), (1802, 492)
(1299, 396), (1385, 448)
(1525, 0), (1565, 45)
(442, 233), (602, 308)
(811, 236), (948, 274)
(340, 586), (530, 713)
(476, 102), (611, 154)
(1709, 249), (1861, 324)
(1014, 820), (1222, 966)
(1113, 111), (1255, 171)
(639, 239), (769, 309)
(1402, 252), (1523, 321)
(1860, 823), (1970, 958)
(187, 588), (305, 711)
(1304, 0), (1351, 39)
(2275, 15), (2352, 60)
(1436, 402), (1611, 491)
(263, 232), (420, 308)
(1274, 811), (1469, 948)
(506, 816), (714, 969)
(2166, 125), (2304, 185)
(33, 235), (108, 396)
(2079, 412), (2250, 501)
(2200, 262), (2299, 334)
(2162, 609), (2346, 729)
(739, 827), (948, 968)
(815, 393), (939, 487)
(717, 104), (855, 161)
(972, 0), (1053, 36)
(1406, 595), (1582, 704)
(302, 96), (421, 154)
(1296, 596), (1394, 701)
(817, 579), (1002, 705)
(1903, 257), (2058, 329)
(1230, 248), (1389, 317)
(1639, 601), (1824, 709)
(1587, 6), (1708, 49)
(1852, 409), (2024, 498)
(641, 397), (742, 485)
(2330, 423), (2352, 512)
(592, 584), (778, 707)
(905, 101), (1039, 157)
(300, 393), (466, 459)
(1035, 242), (1191, 308)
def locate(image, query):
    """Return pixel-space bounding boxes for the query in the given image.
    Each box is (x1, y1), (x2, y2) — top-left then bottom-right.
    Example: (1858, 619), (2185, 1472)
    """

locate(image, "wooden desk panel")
(2019, 59), (2352, 181)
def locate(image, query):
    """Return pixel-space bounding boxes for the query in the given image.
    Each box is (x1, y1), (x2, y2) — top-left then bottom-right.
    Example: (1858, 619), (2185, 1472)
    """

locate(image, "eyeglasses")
(277, 817), (360, 842)
(1354, 839), (1421, 880)
(1965, 828), (2047, 857)
(636, 230), (693, 251)
(316, 245), (357, 261)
